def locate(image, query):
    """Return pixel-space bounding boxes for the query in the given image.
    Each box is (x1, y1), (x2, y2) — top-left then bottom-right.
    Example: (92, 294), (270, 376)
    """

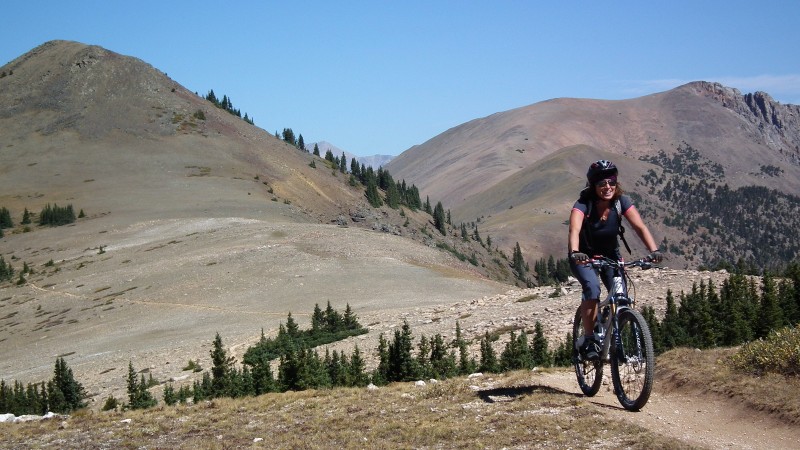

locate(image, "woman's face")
(594, 178), (616, 201)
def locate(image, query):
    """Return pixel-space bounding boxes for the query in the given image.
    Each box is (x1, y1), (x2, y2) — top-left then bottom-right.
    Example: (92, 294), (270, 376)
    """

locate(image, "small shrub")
(183, 359), (203, 372)
(516, 294), (539, 303)
(102, 395), (118, 411)
(728, 326), (800, 376)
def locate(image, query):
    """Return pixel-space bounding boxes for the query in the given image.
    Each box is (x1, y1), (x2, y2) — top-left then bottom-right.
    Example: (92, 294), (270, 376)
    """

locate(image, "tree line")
(0, 204), (84, 236)
(5, 263), (799, 414)
(641, 263), (800, 354)
(0, 358), (86, 416)
(639, 143), (800, 272)
(204, 89), (255, 125)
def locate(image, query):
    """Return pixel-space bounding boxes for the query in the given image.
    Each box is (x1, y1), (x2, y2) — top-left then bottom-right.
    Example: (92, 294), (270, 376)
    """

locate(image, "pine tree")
(0, 207), (12, 228)
(453, 322), (475, 375)
(416, 334), (431, 377)
(512, 242), (527, 281)
(365, 178), (383, 207)
(500, 331), (533, 371)
(47, 357), (86, 412)
(530, 322), (552, 367)
(387, 321), (418, 382)
(429, 333), (456, 379)
(373, 333), (390, 385)
(757, 272), (784, 339)
(210, 332), (236, 397)
(385, 181), (401, 209)
(348, 346), (368, 387)
(126, 361), (156, 409)
(433, 202), (446, 235)
(552, 332), (574, 366)
(659, 289), (685, 350)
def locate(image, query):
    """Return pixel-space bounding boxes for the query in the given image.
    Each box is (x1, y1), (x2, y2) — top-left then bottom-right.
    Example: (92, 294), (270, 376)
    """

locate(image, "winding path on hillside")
(534, 370), (798, 449)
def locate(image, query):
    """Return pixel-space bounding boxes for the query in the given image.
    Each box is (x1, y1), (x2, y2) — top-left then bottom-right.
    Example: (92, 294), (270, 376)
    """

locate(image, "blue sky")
(3, 1), (799, 156)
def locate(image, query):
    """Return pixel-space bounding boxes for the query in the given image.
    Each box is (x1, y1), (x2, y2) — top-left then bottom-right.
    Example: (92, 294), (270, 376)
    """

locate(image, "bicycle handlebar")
(586, 256), (655, 271)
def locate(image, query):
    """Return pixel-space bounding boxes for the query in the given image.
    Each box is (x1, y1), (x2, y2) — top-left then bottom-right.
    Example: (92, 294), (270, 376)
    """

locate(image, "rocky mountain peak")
(685, 81), (800, 152)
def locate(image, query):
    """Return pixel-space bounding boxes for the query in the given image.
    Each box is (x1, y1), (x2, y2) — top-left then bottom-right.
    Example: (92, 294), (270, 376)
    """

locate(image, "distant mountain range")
(2, 40), (797, 275)
(307, 140), (394, 169)
(387, 81), (800, 270)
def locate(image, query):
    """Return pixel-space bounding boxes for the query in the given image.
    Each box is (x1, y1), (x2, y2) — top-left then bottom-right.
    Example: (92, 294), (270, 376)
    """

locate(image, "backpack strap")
(616, 200), (632, 254)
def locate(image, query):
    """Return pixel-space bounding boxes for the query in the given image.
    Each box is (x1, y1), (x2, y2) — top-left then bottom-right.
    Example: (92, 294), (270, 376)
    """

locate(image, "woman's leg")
(570, 259), (602, 336)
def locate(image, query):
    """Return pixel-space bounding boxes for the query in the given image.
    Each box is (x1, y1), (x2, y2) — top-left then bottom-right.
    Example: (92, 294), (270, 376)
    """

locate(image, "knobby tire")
(572, 308), (603, 396)
(610, 307), (655, 411)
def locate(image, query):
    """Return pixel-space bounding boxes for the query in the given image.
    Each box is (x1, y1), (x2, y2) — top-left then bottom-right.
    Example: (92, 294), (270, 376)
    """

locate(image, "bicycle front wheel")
(573, 308), (603, 396)
(610, 308), (655, 411)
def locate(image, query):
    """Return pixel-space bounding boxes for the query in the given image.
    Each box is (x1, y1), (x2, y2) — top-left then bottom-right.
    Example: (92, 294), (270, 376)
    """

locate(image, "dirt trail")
(535, 370), (799, 449)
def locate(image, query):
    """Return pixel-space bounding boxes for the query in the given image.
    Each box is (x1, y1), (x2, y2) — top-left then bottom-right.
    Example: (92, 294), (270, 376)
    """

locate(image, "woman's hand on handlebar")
(570, 251), (590, 263)
(646, 250), (663, 263)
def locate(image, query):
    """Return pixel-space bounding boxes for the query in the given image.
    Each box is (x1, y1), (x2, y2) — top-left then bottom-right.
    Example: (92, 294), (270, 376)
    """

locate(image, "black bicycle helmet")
(587, 159), (618, 184)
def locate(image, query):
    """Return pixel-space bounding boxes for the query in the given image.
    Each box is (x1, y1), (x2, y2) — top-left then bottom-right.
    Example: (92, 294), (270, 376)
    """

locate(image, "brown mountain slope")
(388, 82), (800, 208)
(0, 40), (363, 221)
(0, 41), (508, 401)
(387, 82), (800, 268)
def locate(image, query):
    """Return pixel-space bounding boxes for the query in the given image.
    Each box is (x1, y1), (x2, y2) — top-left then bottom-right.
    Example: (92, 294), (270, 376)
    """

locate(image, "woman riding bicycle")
(568, 160), (662, 361)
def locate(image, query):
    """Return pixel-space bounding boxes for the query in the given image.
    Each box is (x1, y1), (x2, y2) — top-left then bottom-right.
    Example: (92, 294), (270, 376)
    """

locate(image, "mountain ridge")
(386, 80), (800, 269)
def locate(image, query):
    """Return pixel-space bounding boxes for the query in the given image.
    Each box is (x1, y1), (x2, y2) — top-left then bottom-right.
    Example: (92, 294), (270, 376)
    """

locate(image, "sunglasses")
(595, 179), (617, 188)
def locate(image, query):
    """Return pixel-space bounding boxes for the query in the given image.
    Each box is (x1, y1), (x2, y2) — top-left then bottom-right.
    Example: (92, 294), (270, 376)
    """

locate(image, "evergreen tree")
(641, 305), (664, 355)
(530, 322), (552, 367)
(297, 134), (306, 152)
(512, 242), (527, 281)
(163, 384), (177, 406)
(343, 303), (359, 330)
(387, 321), (419, 382)
(210, 332), (236, 397)
(385, 180), (401, 209)
(347, 346), (368, 387)
(429, 333), (456, 378)
(756, 272), (784, 339)
(48, 357), (86, 413)
(373, 333), (390, 385)
(416, 334), (431, 377)
(453, 322), (475, 375)
(282, 128), (297, 146)
(311, 304), (325, 335)
(659, 289), (685, 350)
(551, 332), (574, 366)
(365, 178), (383, 208)
(313, 144), (321, 156)
(126, 361), (156, 409)
(500, 331), (533, 371)
(433, 202), (446, 235)
(0, 207), (12, 228)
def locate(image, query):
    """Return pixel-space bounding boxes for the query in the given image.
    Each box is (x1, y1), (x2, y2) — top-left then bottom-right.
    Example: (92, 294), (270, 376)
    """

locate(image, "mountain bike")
(572, 256), (656, 411)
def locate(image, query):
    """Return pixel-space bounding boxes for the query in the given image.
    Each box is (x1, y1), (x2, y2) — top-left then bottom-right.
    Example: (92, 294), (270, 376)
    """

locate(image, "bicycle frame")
(593, 260), (633, 363)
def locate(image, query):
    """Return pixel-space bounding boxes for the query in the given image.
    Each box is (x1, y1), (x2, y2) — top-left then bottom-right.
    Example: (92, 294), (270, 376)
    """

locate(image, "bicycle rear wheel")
(573, 308), (603, 396)
(610, 308), (654, 411)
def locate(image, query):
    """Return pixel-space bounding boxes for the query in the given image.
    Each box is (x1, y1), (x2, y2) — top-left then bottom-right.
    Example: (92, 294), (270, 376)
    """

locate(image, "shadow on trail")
(477, 384), (581, 403)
